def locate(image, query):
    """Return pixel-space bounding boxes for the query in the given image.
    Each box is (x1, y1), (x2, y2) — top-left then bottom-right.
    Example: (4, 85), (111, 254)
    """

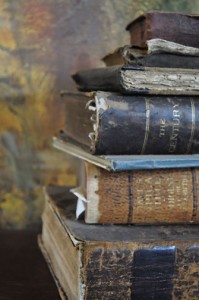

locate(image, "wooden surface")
(0, 229), (61, 300)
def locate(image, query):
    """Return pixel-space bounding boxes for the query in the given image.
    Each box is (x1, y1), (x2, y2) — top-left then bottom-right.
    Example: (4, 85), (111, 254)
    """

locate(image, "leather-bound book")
(60, 91), (199, 155)
(126, 11), (199, 48)
(102, 40), (199, 68)
(73, 162), (199, 224)
(39, 185), (199, 300)
(72, 65), (199, 95)
(103, 51), (199, 68)
(102, 48), (199, 69)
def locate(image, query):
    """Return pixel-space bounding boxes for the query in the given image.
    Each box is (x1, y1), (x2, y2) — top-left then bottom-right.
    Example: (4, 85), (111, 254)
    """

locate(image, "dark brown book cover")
(72, 65), (199, 95)
(39, 185), (199, 300)
(126, 11), (199, 48)
(61, 91), (199, 155)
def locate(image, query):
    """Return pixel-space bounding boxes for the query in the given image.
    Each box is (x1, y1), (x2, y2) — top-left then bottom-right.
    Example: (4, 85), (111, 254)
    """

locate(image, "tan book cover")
(75, 163), (199, 224)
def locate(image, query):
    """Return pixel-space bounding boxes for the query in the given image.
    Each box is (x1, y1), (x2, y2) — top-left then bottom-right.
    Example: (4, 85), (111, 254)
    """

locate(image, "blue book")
(52, 137), (199, 171)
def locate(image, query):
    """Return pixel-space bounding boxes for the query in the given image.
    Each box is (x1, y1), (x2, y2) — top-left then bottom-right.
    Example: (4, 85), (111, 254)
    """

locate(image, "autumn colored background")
(0, 0), (198, 228)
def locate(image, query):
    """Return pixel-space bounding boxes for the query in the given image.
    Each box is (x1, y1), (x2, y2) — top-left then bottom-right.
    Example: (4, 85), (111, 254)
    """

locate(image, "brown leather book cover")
(40, 186), (199, 300)
(83, 163), (199, 224)
(126, 11), (199, 48)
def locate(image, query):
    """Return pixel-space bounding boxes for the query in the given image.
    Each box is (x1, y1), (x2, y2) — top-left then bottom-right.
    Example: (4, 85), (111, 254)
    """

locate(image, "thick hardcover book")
(60, 91), (199, 155)
(74, 162), (199, 224)
(39, 186), (199, 300)
(72, 65), (199, 95)
(126, 11), (199, 48)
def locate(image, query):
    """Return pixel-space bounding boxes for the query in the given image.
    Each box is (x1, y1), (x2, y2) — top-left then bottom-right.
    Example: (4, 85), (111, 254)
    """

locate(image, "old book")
(39, 185), (199, 300)
(147, 39), (199, 56)
(72, 65), (199, 95)
(102, 48), (199, 68)
(52, 137), (199, 171)
(102, 39), (199, 67)
(126, 11), (199, 48)
(60, 91), (199, 155)
(73, 162), (199, 224)
(103, 51), (199, 68)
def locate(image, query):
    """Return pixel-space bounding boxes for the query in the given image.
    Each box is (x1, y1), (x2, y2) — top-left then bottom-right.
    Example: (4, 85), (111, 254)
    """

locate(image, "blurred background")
(0, 0), (198, 229)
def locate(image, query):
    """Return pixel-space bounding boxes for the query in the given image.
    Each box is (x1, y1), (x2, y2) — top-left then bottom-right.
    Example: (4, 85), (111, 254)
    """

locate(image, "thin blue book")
(52, 137), (199, 171)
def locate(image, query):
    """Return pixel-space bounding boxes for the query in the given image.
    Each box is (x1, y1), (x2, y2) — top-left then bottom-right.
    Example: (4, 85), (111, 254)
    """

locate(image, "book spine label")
(84, 243), (199, 300)
(93, 93), (199, 155)
(132, 247), (175, 299)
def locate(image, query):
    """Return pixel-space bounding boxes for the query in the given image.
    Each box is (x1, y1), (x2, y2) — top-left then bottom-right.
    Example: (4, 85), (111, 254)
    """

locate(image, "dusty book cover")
(74, 163), (199, 224)
(126, 11), (199, 48)
(39, 186), (199, 300)
(61, 91), (199, 155)
(102, 41), (199, 68)
(72, 65), (199, 95)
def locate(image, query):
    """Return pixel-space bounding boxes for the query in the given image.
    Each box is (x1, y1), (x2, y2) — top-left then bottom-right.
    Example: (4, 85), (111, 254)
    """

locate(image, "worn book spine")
(87, 92), (199, 155)
(84, 163), (199, 224)
(61, 92), (94, 148)
(83, 242), (199, 300)
(126, 12), (199, 48)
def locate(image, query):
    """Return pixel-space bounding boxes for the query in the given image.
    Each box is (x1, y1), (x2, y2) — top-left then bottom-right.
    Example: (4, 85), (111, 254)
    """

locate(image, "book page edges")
(43, 186), (81, 247)
(121, 68), (199, 94)
(42, 189), (85, 299)
(38, 235), (68, 300)
(147, 39), (199, 56)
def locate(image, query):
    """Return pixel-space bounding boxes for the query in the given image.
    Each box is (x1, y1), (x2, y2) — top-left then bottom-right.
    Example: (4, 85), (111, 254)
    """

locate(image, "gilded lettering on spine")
(169, 102), (181, 153)
(186, 99), (195, 154)
(141, 98), (150, 154)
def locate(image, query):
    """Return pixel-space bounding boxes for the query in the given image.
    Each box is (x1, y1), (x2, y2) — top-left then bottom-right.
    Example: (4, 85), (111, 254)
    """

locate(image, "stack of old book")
(39, 12), (199, 300)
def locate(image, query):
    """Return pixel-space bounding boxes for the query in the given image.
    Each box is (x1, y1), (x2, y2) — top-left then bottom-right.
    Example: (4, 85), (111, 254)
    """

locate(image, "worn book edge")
(147, 39), (199, 56)
(125, 11), (199, 31)
(43, 186), (81, 247)
(39, 199), (199, 300)
(73, 65), (199, 95)
(42, 189), (86, 299)
(111, 40), (199, 65)
(120, 66), (199, 95)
